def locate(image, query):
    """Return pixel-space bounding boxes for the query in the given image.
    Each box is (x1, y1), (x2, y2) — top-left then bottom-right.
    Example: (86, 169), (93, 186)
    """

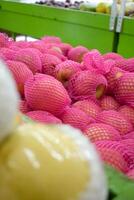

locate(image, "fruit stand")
(117, 16), (134, 58)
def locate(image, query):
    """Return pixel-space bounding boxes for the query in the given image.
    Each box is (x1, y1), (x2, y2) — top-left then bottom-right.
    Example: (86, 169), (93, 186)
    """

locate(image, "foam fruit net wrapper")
(118, 105), (134, 126)
(14, 49), (42, 73)
(96, 110), (133, 135)
(61, 107), (95, 131)
(25, 73), (71, 116)
(115, 73), (134, 108)
(84, 123), (121, 142)
(6, 60), (33, 96)
(72, 99), (101, 119)
(55, 60), (82, 84)
(100, 96), (120, 111)
(67, 70), (107, 101)
(26, 110), (62, 124)
(95, 141), (133, 173)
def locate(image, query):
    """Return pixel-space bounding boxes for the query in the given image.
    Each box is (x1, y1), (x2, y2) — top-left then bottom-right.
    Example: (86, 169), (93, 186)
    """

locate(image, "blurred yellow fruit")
(0, 123), (107, 200)
(96, 3), (107, 13)
(106, 5), (111, 14)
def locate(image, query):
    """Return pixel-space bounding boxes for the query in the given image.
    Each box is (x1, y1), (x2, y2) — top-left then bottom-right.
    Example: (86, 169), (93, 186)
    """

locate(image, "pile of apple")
(0, 32), (134, 180)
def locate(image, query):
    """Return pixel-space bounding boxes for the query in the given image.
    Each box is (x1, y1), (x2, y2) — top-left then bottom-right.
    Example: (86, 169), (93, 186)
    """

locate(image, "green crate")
(0, 0), (116, 53)
(117, 16), (134, 58)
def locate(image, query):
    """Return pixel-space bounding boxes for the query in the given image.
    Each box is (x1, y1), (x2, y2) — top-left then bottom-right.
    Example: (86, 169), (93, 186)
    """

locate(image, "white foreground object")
(0, 60), (19, 140)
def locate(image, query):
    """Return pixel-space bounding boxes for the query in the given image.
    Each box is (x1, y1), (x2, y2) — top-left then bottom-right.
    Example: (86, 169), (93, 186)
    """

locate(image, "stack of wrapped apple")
(0, 32), (134, 180)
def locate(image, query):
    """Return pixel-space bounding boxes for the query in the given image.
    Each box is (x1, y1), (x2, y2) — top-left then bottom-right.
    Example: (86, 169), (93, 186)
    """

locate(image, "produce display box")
(117, 16), (134, 58)
(0, 0), (116, 53)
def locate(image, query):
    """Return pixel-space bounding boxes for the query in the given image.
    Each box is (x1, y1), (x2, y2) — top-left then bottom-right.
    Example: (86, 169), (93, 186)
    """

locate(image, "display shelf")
(0, 0), (116, 53)
(117, 16), (134, 58)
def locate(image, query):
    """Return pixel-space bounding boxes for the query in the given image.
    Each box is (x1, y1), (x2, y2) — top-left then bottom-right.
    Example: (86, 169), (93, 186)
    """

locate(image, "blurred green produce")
(105, 165), (134, 200)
